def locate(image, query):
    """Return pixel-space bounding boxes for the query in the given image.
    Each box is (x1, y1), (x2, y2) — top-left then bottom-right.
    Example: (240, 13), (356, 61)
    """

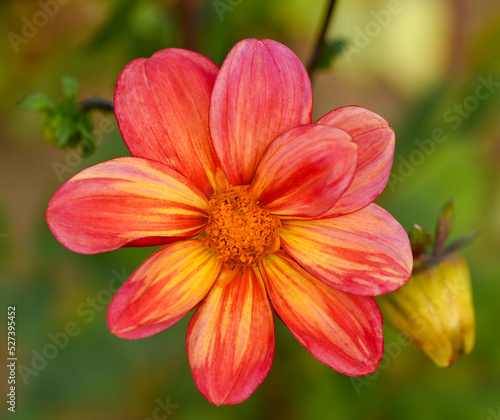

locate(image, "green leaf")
(18, 93), (55, 111)
(316, 39), (348, 70)
(60, 76), (80, 98)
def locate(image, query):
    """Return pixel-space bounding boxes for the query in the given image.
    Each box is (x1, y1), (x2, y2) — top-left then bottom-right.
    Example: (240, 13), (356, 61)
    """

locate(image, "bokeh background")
(1, 0), (499, 419)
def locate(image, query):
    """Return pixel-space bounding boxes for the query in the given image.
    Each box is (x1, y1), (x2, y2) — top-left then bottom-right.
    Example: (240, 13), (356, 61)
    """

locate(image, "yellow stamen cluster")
(204, 185), (281, 270)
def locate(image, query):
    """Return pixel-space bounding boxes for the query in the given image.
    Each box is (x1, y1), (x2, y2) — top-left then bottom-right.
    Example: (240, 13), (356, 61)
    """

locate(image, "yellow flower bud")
(378, 252), (475, 367)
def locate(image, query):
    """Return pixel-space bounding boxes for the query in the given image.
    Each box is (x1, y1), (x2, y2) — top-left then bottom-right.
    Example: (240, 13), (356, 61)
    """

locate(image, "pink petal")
(261, 251), (383, 376)
(210, 38), (313, 186)
(114, 48), (219, 197)
(108, 239), (221, 339)
(317, 106), (395, 216)
(249, 125), (357, 217)
(187, 267), (274, 405)
(280, 204), (413, 296)
(46, 157), (208, 254)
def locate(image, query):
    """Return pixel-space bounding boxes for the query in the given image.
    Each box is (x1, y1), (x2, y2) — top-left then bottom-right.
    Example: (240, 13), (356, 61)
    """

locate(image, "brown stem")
(176, 0), (203, 51)
(307, 0), (338, 80)
(77, 98), (114, 113)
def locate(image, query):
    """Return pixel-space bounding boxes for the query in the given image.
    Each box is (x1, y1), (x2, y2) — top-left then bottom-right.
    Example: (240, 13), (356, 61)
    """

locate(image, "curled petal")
(317, 106), (395, 216)
(115, 49), (219, 196)
(261, 252), (383, 376)
(187, 268), (274, 405)
(249, 125), (357, 217)
(280, 204), (413, 296)
(46, 157), (209, 254)
(210, 38), (313, 185)
(108, 239), (221, 339)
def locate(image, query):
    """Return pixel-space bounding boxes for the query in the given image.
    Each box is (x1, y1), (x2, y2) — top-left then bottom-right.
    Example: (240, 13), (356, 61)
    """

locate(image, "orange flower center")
(204, 185), (281, 270)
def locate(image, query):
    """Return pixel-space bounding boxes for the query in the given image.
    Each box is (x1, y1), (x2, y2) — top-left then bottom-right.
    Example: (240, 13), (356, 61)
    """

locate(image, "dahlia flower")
(46, 38), (412, 405)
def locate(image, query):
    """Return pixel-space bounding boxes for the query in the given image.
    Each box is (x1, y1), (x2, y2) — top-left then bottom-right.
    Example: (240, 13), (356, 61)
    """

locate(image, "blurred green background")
(1, 0), (499, 419)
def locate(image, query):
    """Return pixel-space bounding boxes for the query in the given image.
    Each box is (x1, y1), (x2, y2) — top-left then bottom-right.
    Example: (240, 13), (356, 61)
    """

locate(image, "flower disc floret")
(204, 185), (281, 269)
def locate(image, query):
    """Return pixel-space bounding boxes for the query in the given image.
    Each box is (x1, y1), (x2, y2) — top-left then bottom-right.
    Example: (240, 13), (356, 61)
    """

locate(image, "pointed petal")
(317, 106), (395, 216)
(46, 157), (209, 254)
(249, 125), (357, 217)
(187, 267), (274, 405)
(210, 38), (313, 185)
(115, 48), (219, 196)
(261, 252), (383, 376)
(280, 204), (413, 296)
(108, 239), (221, 339)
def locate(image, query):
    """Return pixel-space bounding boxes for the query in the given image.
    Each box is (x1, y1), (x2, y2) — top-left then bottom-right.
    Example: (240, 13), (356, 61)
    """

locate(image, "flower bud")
(378, 253), (474, 367)
(378, 199), (476, 367)
(19, 76), (112, 156)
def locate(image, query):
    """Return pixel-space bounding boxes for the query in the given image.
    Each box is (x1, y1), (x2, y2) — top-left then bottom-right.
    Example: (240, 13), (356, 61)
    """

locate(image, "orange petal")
(280, 204), (413, 296)
(187, 267), (274, 405)
(261, 252), (383, 376)
(249, 125), (357, 217)
(108, 239), (221, 339)
(317, 106), (395, 216)
(46, 157), (209, 254)
(115, 48), (219, 196)
(210, 39), (312, 185)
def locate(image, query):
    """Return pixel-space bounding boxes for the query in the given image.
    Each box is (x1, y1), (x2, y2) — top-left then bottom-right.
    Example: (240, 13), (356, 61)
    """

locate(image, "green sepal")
(18, 92), (55, 111)
(433, 198), (455, 256)
(53, 120), (72, 148)
(409, 224), (432, 259)
(60, 76), (80, 99)
(445, 230), (479, 254)
(77, 136), (96, 157)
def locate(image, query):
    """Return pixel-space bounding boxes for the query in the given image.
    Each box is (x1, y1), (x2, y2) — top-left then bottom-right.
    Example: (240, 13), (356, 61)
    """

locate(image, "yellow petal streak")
(204, 185), (281, 270)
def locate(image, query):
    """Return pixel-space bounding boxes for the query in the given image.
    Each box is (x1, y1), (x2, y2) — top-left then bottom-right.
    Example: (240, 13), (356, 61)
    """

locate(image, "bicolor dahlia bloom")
(46, 39), (412, 405)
